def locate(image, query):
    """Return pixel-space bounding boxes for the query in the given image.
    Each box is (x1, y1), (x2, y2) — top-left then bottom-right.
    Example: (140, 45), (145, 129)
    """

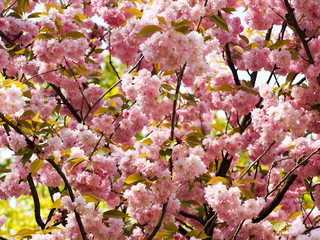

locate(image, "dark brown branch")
(147, 63), (186, 240)
(27, 173), (45, 230)
(169, 63), (187, 173)
(0, 113), (38, 152)
(225, 43), (240, 86)
(0, 31), (15, 46)
(47, 158), (88, 240)
(252, 174), (297, 223)
(284, 0), (314, 64)
(49, 84), (82, 123)
(216, 153), (233, 177)
(146, 201), (168, 240)
(179, 210), (205, 225)
(45, 208), (56, 227)
(178, 225), (189, 237)
(196, 0), (209, 32)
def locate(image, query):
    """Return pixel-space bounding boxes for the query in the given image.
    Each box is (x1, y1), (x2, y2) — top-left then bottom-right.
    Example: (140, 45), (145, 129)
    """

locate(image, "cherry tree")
(0, 0), (320, 239)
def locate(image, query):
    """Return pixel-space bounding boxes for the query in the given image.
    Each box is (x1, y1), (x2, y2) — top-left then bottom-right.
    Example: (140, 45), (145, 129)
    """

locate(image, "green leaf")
(40, 226), (63, 234)
(269, 40), (292, 50)
(154, 231), (173, 238)
(103, 210), (128, 219)
(159, 148), (172, 161)
(184, 132), (205, 139)
(236, 85), (260, 96)
(285, 72), (297, 84)
(247, 42), (261, 50)
(233, 45), (244, 54)
(18, 0), (29, 12)
(136, 25), (162, 36)
(123, 173), (145, 184)
(161, 84), (174, 91)
(0, 168), (11, 173)
(68, 161), (86, 172)
(93, 107), (109, 116)
(273, 205), (283, 212)
(211, 123), (224, 133)
(124, 8), (143, 18)
(239, 35), (249, 44)
(123, 218), (138, 237)
(181, 200), (201, 206)
(74, 13), (88, 19)
(184, 135), (202, 147)
(74, 65), (89, 77)
(157, 16), (167, 25)
(65, 31), (85, 39)
(164, 222), (178, 232)
(55, 18), (62, 34)
(210, 14), (229, 31)
(83, 192), (104, 203)
(141, 138), (153, 144)
(237, 178), (261, 185)
(212, 84), (234, 92)
(28, 12), (45, 18)
(286, 212), (302, 221)
(207, 176), (228, 185)
(30, 158), (43, 175)
(21, 149), (34, 166)
(240, 188), (255, 199)
(51, 198), (61, 208)
(14, 228), (38, 236)
(272, 221), (286, 233)
(311, 104), (320, 111)
(35, 33), (54, 40)
(167, 93), (178, 101)
(200, 173), (212, 183)
(222, 7), (236, 13)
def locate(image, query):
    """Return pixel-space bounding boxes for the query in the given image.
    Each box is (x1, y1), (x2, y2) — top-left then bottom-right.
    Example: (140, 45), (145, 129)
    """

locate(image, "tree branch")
(49, 84), (82, 123)
(47, 158), (88, 240)
(27, 173), (45, 230)
(0, 113), (38, 152)
(146, 201), (168, 240)
(225, 43), (240, 86)
(239, 141), (275, 179)
(231, 219), (245, 240)
(252, 174), (297, 223)
(82, 55), (144, 123)
(284, 0), (314, 64)
(179, 210), (205, 225)
(169, 63), (187, 173)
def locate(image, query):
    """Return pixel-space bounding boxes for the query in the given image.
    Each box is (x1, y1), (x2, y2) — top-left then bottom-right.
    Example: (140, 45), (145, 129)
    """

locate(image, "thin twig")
(22, 67), (63, 83)
(64, 58), (90, 112)
(196, 0), (209, 32)
(266, 148), (320, 198)
(198, 211), (218, 238)
(231, 219), (245, 240)
(239, 141), (275, 179)
(169, 63), (187, 173)
(82, 55), (144, 123)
